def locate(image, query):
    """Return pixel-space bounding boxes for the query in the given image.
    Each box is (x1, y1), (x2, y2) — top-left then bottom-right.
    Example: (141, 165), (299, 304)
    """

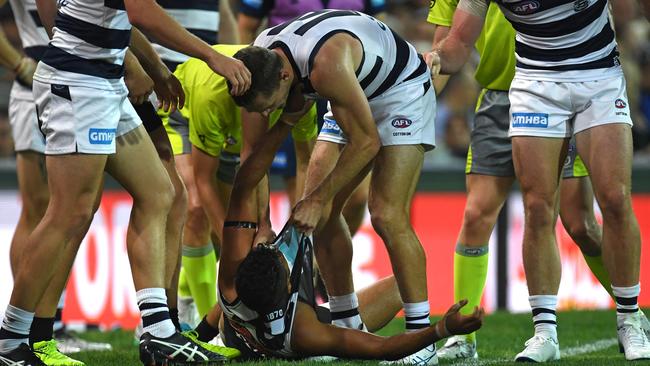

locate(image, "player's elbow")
(124, 0), (154, 28)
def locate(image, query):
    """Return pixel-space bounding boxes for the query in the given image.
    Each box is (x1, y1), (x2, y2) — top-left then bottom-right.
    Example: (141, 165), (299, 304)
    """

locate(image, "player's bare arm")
(0, 1), (35, 86)
(124, 0), (251, 95)
(34, 0), (56, 36)
(427, 2), (486, 75)
(291, 300), (484, 359)
(218, 121), (294, 300)
(218, 0), (239, 44)
(291, 35), (380, 233)
(241, 110), (276, 244)
(129, 28), (185, 112)
(430, 24), (451, 94)
(123, 51), (154, 105)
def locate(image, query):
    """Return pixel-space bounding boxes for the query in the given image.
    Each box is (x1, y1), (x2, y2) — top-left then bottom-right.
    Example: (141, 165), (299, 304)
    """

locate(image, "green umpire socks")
(454, 243), (489, 344)
(181, 244), (217, 318)
(583, 254), (613, 297)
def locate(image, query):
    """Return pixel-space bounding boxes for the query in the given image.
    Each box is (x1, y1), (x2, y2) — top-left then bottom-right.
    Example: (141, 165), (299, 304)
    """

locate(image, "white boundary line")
(449, 338), (618, 365)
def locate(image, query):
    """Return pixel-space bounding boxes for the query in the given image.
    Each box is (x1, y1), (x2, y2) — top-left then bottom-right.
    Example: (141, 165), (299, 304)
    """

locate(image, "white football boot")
(618, 311), (650, 360)
(437, 336), (478, 359)
(514, 335), (560, 362)
(383, 344), (438, 365)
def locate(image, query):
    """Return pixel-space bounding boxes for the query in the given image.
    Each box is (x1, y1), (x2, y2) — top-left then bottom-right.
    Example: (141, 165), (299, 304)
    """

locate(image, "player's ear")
(279, 68), (290, 81)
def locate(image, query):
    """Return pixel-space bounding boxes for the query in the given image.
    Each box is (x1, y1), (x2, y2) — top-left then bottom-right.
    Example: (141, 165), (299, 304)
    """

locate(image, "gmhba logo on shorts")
(512, 113), (548, 128)
(392, 118), (412, 129)
(89, 128), (116, 145)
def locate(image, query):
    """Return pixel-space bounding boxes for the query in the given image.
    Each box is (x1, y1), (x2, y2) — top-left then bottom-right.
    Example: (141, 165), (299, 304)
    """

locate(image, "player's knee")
(523, 195), (555, 227)
(597, 187), (631, 220)
(185, 202), (209, 234)
(463, 203), (499, 235)
(369, 203), (409, 238)
(566, 218), (601, 255)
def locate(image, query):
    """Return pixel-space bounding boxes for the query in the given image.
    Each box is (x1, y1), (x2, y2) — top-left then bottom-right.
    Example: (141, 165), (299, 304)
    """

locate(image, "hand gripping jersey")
(253, 9), (427, 100)
(220, 225), (316, 359)
(8, 0), (49, 62)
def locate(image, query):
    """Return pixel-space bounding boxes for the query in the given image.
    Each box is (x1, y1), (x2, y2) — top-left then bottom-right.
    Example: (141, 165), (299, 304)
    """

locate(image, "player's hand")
(424, 51), (441, 79)
(124, 57), (154, 105)
(207, 52), (251, 96)
(437, 299), (484, 338)
(254, 224), (276, 246)
(14, 57), (37, 87)
(153, 70), (185, 113)
(291, 195), (323, 234)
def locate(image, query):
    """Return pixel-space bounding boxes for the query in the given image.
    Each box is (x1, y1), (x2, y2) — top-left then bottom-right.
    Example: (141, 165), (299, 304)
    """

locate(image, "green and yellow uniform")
(163, 44), (317, 159)
(427, 1), (604, 348)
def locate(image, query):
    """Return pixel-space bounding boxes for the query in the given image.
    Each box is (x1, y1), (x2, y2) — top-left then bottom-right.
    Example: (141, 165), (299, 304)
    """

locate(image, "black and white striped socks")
(0, 305), (33, 353)
(137, 288), (176, 339)
(530, 295), (557, 340)
(329, 293), (364, 330)
(613, 284), (640, 327)
(404, 301), (430, 332)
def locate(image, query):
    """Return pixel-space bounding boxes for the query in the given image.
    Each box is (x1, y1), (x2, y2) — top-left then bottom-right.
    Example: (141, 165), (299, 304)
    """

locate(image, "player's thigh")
(575, 123), (633, 199)
(105, 100), (174, 205)
(369, 145), (424, 215)
(512, 136), (567, 199)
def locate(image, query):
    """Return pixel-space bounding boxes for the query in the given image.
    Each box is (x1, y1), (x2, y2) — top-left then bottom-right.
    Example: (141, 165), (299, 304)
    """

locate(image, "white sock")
(529, 295), (557, 340)
(137, 288), (176, 338)
(329, 293), (364, 330)
(0, 305), (34, 353)
(404, 301), (430, 332)
(613, 284), (640, 327)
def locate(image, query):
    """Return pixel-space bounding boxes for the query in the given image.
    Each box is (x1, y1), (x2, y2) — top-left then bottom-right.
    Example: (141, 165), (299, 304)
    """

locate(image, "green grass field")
(71, 310), (648, 365)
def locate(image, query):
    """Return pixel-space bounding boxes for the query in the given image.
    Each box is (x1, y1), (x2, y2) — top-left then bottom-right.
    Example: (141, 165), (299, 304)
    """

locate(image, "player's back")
(35, 0), (132, 90)
(254, 9), (426, 100)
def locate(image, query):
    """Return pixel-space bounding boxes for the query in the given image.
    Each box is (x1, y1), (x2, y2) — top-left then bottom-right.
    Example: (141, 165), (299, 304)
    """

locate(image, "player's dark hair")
(235, 245), (289, 314)
(231, 46), (284, 109)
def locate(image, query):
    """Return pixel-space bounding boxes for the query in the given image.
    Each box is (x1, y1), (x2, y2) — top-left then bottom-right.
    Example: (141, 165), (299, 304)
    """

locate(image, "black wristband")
(223, 221), (257, 229)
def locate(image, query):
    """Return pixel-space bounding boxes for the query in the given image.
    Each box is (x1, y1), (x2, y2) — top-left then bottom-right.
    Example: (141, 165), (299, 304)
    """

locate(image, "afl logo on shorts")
(574, 0), (589, 12)
(615, 99), (627, 109)
(511, 0), (540, 14)
(392, 118), (412, 129)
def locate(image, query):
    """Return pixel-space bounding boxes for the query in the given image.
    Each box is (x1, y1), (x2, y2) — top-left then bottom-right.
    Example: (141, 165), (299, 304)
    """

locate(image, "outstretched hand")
(436, 299), (484, 339)
(154, 72), (185, 113)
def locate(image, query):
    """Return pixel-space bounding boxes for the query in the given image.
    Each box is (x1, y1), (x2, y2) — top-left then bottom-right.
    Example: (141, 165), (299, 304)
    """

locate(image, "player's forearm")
(218, 0), (239, 44)
(129, 27), (169, 82)
(435, 35), (473, 75)
(255, 173), (271, 228)
(35, 0), (56, 37)
(196, 173), (228, 244)
(431, 25), (451, 94)
(309, 136), (378, 204)
(294, 138), (315, 200)
(125, 0), (216, 63)
(237, 15), (260, 44)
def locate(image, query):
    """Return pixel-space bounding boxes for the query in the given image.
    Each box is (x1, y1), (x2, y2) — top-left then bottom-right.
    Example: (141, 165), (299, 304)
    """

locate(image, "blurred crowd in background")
(0, 0), (649, 168)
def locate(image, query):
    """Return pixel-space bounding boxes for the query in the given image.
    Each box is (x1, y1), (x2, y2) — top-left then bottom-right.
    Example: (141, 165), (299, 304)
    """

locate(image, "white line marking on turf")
(451, 338), (618, 365)
(561, 338), (617, 357)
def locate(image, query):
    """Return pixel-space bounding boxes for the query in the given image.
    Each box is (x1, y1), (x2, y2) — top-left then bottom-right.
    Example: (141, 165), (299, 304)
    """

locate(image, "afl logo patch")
(615, 99), (627, 109)
(392, 118), (412, 128)
(511, 0), (540, 14)
(574, 0), (589, 11)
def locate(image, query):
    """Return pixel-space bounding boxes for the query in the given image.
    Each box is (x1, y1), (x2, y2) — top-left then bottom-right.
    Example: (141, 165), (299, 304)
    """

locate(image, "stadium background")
(0, 0), (650, 329)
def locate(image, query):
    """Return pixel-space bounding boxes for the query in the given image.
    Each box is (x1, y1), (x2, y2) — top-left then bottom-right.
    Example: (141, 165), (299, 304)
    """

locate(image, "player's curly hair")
(231, 46), (284, 110)
(235, 245), (289, 314)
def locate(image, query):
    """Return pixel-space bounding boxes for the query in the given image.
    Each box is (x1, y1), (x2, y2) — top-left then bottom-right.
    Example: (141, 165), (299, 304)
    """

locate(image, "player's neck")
(274, 49), (298, 87)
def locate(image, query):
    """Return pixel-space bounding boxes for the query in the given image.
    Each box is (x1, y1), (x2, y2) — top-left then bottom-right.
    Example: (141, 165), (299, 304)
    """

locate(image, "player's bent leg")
(574, 124), (650, 360)
(10, 151), (49, 276)
(148, 124), (188, 330)
(511, 136), (566, 362)
(342, 173), (371, 237)
(559, 177), (612, 294)
(356, 276), (401, 332)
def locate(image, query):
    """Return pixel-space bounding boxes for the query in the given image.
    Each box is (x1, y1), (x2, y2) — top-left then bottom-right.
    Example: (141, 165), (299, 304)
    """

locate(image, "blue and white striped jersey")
(153, 0), (220, 71)
(34, 0), (131, 90)
(253, 9), (427, 100)
(8, 0), (50, 61)
(460, 0), (622, 82)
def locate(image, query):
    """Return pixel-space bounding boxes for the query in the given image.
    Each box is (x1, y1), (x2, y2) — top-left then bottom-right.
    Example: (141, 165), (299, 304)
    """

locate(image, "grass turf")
(70, 310), (646, 365)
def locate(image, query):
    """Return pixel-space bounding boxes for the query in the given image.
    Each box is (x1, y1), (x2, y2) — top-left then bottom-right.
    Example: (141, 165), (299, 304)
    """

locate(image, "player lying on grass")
(214, 108), (484, 360)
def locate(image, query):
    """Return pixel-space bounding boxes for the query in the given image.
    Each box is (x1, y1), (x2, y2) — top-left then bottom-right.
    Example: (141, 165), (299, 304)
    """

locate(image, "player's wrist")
(434, 318), (450, 339)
